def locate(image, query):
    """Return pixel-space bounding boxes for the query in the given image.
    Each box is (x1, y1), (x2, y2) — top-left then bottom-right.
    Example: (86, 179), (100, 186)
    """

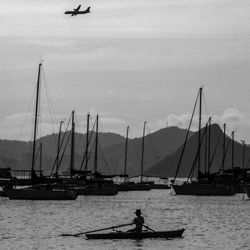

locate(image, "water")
(0, 190), (249, 250)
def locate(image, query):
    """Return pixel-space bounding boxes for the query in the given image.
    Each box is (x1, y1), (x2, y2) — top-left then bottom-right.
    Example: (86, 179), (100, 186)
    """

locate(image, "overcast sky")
(0, 0), (250, 142)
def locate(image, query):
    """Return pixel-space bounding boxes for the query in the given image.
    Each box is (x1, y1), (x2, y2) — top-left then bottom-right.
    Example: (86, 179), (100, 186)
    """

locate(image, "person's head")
(135, 209), (142, 216)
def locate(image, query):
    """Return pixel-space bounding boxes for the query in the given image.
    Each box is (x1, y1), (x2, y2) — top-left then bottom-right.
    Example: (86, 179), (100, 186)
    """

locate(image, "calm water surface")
(0, 190), (249, 250)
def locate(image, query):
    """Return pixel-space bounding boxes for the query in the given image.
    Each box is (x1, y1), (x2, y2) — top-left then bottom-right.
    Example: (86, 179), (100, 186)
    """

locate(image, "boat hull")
(86, 229), (185, 239)
(149, 184), (171, 189)
(172, 183), (235, 196)
(73, 187), (118, 196)
(4, 188), (77, 200)
(116, 183), (151, 191)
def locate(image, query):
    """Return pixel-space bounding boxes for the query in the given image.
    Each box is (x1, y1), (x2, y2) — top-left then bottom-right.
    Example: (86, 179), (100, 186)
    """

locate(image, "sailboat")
(4, 63), (78, 200)
(171, 87), (235, 196)
(81, 114), (118, 195)
(116, 125), (151, 191)
(137, 122), (170, 190)
(67, 114), (118, 195)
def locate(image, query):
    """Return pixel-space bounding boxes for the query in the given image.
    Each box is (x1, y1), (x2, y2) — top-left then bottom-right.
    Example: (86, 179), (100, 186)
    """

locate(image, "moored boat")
(4, 186), (77, 200)
(86, 228), (185, 239)
(172, 182), (235, 196)
(116, 182), (151, 191)
(72, 184), (118, 196)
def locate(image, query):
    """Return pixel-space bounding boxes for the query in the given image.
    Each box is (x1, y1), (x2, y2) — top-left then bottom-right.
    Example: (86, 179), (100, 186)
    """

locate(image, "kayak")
(86, 228), (185, 239)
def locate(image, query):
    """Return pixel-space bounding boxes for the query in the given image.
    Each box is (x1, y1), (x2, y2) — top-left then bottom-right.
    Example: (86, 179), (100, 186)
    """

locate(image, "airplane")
(64, 5), (90, 16)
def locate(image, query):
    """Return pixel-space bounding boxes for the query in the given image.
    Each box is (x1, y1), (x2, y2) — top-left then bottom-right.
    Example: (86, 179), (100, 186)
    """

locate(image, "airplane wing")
(74, 5), (81, 11)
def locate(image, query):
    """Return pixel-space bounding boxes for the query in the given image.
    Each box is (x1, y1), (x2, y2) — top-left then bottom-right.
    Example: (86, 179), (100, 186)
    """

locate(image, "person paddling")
(128, 209), (145, 232)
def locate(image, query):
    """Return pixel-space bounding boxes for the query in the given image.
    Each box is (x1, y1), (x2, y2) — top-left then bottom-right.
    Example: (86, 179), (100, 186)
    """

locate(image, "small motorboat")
(86, 228), (185, 239)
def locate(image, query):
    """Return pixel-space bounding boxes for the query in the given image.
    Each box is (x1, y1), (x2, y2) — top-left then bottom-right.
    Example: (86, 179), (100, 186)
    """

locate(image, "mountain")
(145, 124), (250, 178)
(0, 131), (125, 175)
(0, 126), (192, 176)
(98, 126), (193, 176)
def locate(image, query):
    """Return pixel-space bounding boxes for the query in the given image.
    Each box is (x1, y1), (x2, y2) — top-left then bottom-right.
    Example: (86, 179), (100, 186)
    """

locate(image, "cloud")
(0, 110), (128, 141)
(0, 112), (68, 140)
(164, 108), (250, 134)
(213, 108), (250, 130)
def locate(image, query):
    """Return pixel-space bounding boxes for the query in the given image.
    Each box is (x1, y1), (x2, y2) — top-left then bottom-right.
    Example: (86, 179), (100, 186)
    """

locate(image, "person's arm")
(142, 217), (145, 224)
(131, 218), (136, 225)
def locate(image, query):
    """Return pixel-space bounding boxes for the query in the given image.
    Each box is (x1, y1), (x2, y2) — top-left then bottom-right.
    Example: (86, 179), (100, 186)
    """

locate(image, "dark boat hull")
(4, 188), (77, 200)
(73, 186), (118, 196)
(149, 184), (171, 189)
(0, 190), (7, 197)
(172, 183), (235, 196)
(117, 183), (151, 191)
(86, 229), (185, 239)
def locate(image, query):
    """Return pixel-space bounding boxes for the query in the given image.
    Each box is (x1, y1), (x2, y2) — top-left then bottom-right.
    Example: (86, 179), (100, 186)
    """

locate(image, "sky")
(0, 0), (250, 142)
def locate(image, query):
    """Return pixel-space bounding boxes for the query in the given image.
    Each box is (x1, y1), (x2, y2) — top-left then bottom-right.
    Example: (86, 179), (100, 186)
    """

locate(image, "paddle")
(61, 223), (132, 237)
(142, 224), (170, 240)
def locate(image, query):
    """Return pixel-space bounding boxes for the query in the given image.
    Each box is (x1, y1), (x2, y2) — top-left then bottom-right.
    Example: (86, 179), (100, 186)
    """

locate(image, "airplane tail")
(86, 6), (91, 12)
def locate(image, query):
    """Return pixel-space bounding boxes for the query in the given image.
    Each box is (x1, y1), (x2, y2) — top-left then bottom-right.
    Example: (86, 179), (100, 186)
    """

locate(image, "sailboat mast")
(231, 131), (234, 170)
(31, 63), (42, 173)
(204, 123), (208, 174)
(140, 121), (146, 183)
(208, 117), (211, 174)
(55, 121), (64, 176)
(39, 142), (43, 177)
(94, 114), (99, 173)
(124, 126), (129, 176)
(85, 113), (90, 171)
(242, 140), (245, 169)
(70, 111), (75, 177)
(222, 123), (226, 171)
(198, 87), (202, 173)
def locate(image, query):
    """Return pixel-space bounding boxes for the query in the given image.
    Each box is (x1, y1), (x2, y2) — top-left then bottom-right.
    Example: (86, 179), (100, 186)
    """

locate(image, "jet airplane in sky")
(64, 5), (90, 16)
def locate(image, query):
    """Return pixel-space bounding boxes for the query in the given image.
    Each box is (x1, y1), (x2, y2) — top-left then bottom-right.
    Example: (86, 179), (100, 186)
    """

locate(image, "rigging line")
(37, 84), (41, 139)
(80, 125), (95, 170)
(188, 124), (208, 180)
(95, 116), (110, 171)
(98, 116), (112, 171)
(208, 128), (223, 173)
(41, 67), (57, 125)
(98, 140), (109, 172)
(50, 116), (72, 176)
(211, 122), (222, 167)
(34, 144), (40, 171)
(73, 114), (83, 168)
(129, 128), (142, 168)
(202, 91), (210, 120)
(10, 86), (37, 162)
(218, 139), (231, 173)
(173, 90), (200, 181)
(145, 125), (160, 163)
(98, 116), (110, 146)
(79, 121), (96, 171)
(41, 67), (57, 140)
(86, 139), (96, 172)
(50, 115), (71, 176)
(57, 131), (71, 171)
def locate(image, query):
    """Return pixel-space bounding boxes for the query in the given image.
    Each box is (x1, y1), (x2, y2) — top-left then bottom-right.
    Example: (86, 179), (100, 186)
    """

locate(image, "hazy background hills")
(145, 124), (250, 177)
(0, 124), (249, 178)
(0, 126), (191, 176)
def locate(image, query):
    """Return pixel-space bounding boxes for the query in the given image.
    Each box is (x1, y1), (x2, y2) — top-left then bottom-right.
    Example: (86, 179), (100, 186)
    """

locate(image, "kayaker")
(128, 209), (144, 232)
